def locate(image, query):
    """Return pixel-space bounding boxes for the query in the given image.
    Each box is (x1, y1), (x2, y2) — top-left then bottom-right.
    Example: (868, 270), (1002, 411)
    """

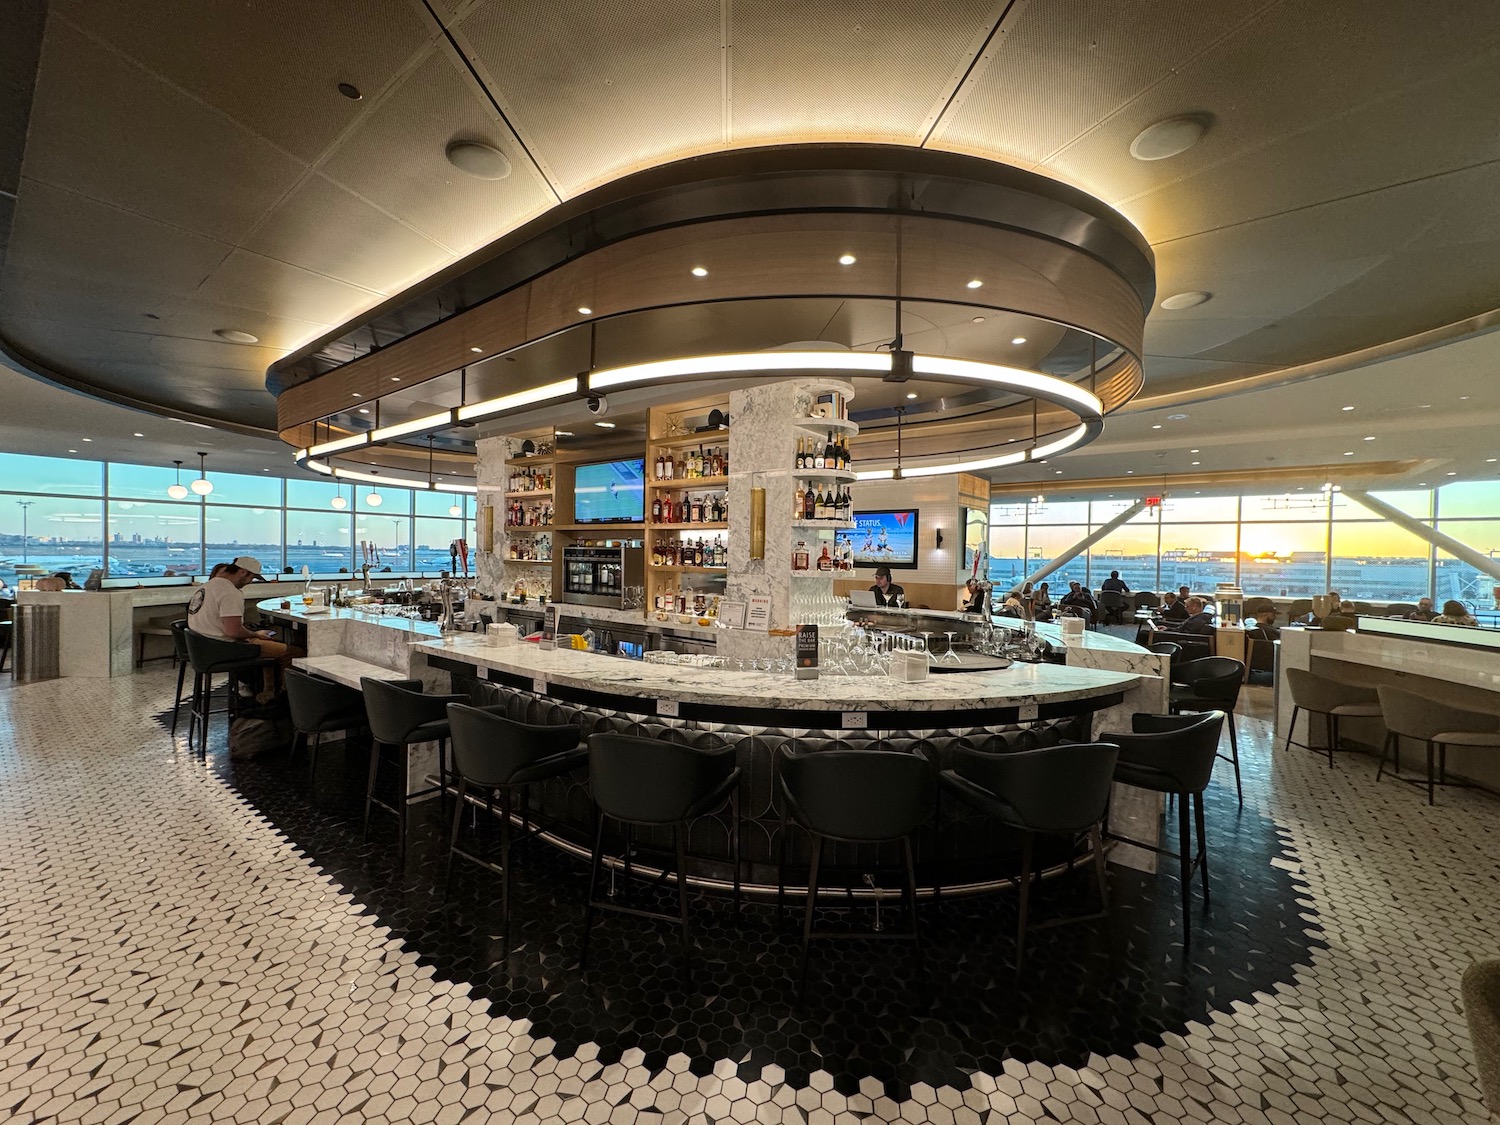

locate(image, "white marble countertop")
(257, 598), (446, 637)
(293, 655), (413, 690)
(1026, 622), (1148, 653)
(413, 633), (1141, 711)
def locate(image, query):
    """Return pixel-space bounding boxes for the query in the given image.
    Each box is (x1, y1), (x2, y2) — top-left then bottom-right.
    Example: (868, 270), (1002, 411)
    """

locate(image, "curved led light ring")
(587, 350), (890, 391)
(303, 458), (479, 494)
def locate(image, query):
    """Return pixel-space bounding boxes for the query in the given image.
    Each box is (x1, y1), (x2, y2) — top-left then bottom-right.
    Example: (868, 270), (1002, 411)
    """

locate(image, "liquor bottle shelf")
(504, 523), (556, 532)
(791, 416), (858, 435)
(790, 519), (855, 530)
(504, 489), (553, 498)
(650, 522), (729, 531)
(650, 431), (731, 451)
(793, 469), (857, 483)
(646, 475), (729, 490)
(649, 564), (728, 573)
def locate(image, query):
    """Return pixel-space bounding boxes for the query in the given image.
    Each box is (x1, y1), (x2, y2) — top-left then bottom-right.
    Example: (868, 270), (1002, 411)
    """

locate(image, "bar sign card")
(795, 623), (819, 680)
(540, 604), (558, 650)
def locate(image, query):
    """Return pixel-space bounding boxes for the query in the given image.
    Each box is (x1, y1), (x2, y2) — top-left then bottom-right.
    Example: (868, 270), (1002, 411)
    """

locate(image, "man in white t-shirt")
(187, 556), (303, 697)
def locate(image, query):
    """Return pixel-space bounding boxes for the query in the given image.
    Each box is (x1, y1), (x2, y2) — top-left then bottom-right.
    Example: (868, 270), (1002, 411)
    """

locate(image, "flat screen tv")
(851, 509), (919, 570)
(573, 458), (646, 524)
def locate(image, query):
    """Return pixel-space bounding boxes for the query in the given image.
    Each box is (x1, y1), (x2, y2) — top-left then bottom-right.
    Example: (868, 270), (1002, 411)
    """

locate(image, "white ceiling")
(0, 0), (1498, 491)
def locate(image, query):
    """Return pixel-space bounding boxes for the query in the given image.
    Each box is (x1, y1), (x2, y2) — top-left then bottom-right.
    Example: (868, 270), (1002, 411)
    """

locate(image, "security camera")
(586, 395), (609, 416)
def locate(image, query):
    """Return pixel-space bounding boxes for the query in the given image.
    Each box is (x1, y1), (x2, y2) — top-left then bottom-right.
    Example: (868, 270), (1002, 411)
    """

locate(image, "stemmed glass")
(918, 631), (935, 665)
(940, 630), (962, 665)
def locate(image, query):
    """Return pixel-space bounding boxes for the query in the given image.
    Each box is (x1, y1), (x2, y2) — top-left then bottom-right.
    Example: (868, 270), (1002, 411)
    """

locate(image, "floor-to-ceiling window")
(987, 481), (1500, 606)
(0, 451), (474, 586)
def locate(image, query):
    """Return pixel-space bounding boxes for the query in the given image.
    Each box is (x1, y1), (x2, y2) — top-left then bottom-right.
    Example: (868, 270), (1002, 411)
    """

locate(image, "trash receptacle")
(14, 603), (61, 683)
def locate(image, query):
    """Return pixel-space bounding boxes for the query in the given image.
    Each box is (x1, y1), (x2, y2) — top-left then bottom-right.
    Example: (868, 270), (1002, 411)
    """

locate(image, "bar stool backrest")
(1175, 656), (1245, 703)
(588, 733), (735, 824)
(1377, 685), (1500, 742)
(170, 619), (189, 663)
(448, 703), (581, 788)
(183, 629), (260, 674)
(952, 742), (1118, 833)
(360, 676), (445, 744)
(778, 747), (934, 842)
(1285, 668), (1377, 713)
(284, 667), (361, 733)
(1109, 711), (1225, 793)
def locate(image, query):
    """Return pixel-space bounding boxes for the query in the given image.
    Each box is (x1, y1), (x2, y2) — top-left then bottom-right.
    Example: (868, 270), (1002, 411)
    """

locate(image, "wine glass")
(940, 631), (962, 665)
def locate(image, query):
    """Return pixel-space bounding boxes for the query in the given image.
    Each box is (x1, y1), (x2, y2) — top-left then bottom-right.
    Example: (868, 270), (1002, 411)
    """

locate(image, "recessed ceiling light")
(214, 328), (259, 344)
(1125, 470), (1135, 474)
(1191, 461), (1201, 466)
(1460, 395), (1470, 400)
(445, 140), (512, 181)
(1418, 482), (1427, 487)
(691, 266), (708, 277)
(578, 307), (592, 315)
(352, 392), (362, 398)
(965, 279), (983, 289)
(1343, 451), (1355, 456)
(1189, 448), (1199, 453)
(358, 408), (369, 414)
(133, 432), (144, 437)
(971, 316), (986, 323)
(81, 438), (92, 442)
(555, 430), (573, 437)
(1447, 471), (1458, 476)
(905, 392), (918, 400)
(1160, 291), (1211, 310)
(838, 254), (856, 266)
(391, 377), (400, 382)
(1054, 469), (1063, 475)
(1341, 405), (1354, 411)
(337, 82), (362, 100)
(470, 346), (483, 353)
(1130, 115), (1209, 161)
(1151, 424), (1162, 430)
(1488, 458), (1498, 463)
(595, 421), (616, 429)
(67, 449), (77, 453)
(1011, 337), (1026, 345)
(1363, 435), (1375, 441)
(1419, 403), (1431, 409)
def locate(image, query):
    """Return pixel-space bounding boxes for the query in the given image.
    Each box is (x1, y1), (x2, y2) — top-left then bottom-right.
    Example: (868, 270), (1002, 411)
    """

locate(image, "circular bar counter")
(414, 634), (1144, 896)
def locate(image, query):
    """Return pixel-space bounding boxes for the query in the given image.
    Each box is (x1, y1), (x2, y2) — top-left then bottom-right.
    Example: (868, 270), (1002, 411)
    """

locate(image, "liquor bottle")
(813, 437), (825, 470)
(651, 495), (662, 523)
(793, 540), (810, 571)
(651, 539), (662, 566)
(691, 496), (703, 524)
(699, 445), (708, 477)
(815, 487), (826, 520)
(824, 431), (835, 472)
(803, 486), (816, 520)
(794, 482), (805, 520)
(817, 545), (833, 572)
(712, 447), (724, 476)
(663, 451), (674, 480)
(655, 452), (665, 480)
(674, 453), (686, 479)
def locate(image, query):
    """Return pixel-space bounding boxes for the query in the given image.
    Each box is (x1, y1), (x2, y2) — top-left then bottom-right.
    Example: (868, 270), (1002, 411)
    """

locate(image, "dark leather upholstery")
(589, 733), (738, 825)
(943, 742), (1118, 835)
(285, 667), (365, 734)
(447, 704), (585, 788)
(777, 747), (934, 842)
(1103, 711), (1224, 795)
(360, 677), (463, 745)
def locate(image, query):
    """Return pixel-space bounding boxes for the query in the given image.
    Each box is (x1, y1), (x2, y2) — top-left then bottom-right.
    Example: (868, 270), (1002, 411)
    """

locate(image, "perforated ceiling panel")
(51, 0), (435, 164)
(319, 48), (556, 256)
(728, 0), (999, 145)
(239, 174), (452, 297)
(930, 0), (1275, 167)
(454, 0), (724, 193)
(20, 19), (304, 246)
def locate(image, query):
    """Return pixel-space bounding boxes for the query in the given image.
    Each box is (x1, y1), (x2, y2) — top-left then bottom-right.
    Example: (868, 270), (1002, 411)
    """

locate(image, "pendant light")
(167, 460), (189, 500)
(330, 483), (347, 510)
(189, 451), (213, 495)
(448, 502), (463, 517)
(365, 470), (382, 507)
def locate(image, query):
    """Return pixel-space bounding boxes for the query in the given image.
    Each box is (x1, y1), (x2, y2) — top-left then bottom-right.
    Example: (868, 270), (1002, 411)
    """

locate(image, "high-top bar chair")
(580, 733), (740, 986)
(361, 677), (466, 864)
(1376, 685), (1500, 805)
(1170, 656), (1247, 804)
(444, 704), (587, 934)
(167, 620), (190, 736)
(284, 667), (366, 773)
(182, 631), (277, 752)
(940, 742), (1118, 970)
(776, 747), (933, 1001)
(1100, 711), (1225, 953)
(1283, 668), (1382, 768)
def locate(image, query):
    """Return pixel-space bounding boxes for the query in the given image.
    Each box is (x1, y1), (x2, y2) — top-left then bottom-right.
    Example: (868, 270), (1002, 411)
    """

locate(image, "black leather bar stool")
(1170, 656), (1247, 803)
(445, 704), (588, 930)
(182, 631), (277, 752)
(940, 742), (1119, 970)
(360, 677), (466, 864)
(168, 620), (190, 737)
(284, 667), (367, 773)
(1099, 710), (1225, 953)
(776, 746), (933, 1001)
(580, 733), (740, 984)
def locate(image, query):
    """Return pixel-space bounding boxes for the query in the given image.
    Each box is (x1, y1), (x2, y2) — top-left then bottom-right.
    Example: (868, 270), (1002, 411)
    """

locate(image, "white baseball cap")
(231, 555), (267, 580)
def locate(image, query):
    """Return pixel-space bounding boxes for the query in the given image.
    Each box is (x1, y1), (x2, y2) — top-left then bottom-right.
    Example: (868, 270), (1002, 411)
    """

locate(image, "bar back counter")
(260, 597), (1166, 894)
(1277, 617), (1500, 791)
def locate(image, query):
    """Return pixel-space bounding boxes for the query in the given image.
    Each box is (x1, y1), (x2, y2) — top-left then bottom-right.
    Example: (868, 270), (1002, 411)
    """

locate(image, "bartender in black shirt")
(871, 566), (906, 607)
